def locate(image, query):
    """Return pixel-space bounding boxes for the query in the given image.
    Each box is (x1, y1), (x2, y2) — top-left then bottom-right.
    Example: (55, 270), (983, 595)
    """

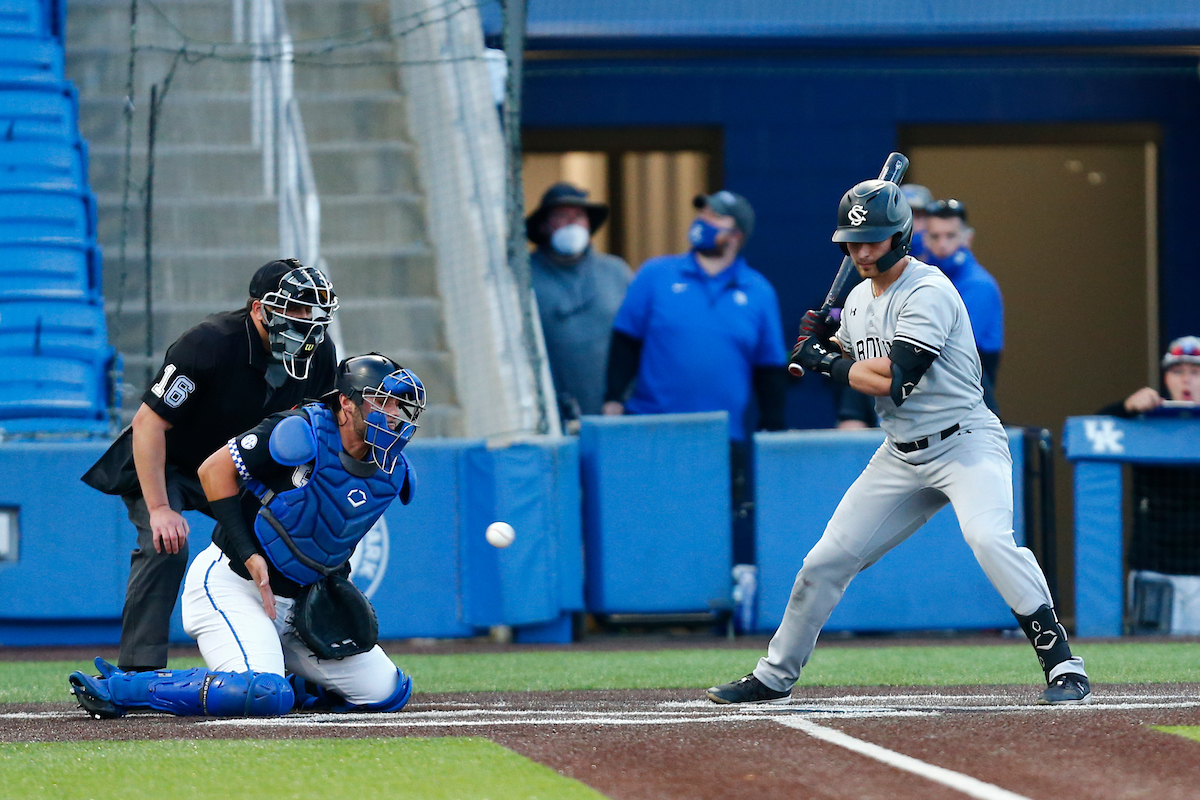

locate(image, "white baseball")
(485, 521), (515, 549)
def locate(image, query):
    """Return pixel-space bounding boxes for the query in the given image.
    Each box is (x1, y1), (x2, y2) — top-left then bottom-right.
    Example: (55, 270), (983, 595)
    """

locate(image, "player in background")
(902, 183), (935, 256)
(69, 354), (424, 718)
(1099, 336), (1200, 634)
(82, 260), (339, 673)
(707, 179), (1090, 706)
(922, 198), (1003, 412)
(1100, 335), (1200, 415)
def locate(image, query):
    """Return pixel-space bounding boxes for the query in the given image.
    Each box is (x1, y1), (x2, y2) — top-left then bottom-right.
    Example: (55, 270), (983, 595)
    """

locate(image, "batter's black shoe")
(1039, 673), (1092, 705)
(706, 673), (791, 704)
(68, 658), (124, 719)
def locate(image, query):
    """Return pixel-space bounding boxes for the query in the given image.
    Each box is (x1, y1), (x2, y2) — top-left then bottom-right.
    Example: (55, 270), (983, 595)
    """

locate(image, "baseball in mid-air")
(485, 521), (515, 549)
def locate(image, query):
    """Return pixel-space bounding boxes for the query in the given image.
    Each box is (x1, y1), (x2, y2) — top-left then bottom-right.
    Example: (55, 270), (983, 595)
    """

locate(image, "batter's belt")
(893, 423), (960, 453)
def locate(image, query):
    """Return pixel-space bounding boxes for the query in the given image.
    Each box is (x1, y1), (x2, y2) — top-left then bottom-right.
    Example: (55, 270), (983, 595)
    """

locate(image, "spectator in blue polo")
(603, 190), (787, 566)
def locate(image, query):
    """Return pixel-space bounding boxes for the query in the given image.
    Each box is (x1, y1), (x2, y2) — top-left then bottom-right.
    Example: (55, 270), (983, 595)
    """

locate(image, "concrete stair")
(66, 0), (461, 434)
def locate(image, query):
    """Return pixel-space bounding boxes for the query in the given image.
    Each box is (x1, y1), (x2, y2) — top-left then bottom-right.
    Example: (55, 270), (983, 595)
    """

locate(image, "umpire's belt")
(894, 423), (960, 454)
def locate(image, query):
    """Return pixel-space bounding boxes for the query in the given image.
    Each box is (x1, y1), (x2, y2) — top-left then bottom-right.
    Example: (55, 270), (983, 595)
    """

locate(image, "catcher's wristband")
(209, 495), (259, 566)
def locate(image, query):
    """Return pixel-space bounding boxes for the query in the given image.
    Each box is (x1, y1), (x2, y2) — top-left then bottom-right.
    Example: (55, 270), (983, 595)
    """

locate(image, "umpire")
(82, 259), (339, 672)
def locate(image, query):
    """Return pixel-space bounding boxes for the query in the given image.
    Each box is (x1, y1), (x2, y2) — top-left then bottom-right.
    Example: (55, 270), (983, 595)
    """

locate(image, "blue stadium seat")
(0, 300), (111, 364)
(0, 238), (97, 300)
(0, 37), (63, 85)
(0, 415), (110, 435)
(0, 191), (92, 238)
(0, 0), (43, 38)
(0, 86), (79, 141)
(0, 355), (104, 420)
(0, 140), (85, 192)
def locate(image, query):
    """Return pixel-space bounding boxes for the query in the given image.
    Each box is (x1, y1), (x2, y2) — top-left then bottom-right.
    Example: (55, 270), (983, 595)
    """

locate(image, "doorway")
(523, 128), (722, 269)
(903, 124), (1160, 623)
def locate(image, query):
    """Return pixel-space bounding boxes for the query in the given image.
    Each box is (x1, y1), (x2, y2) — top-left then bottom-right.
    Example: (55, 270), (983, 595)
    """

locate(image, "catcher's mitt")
(293, 575), (378, 660)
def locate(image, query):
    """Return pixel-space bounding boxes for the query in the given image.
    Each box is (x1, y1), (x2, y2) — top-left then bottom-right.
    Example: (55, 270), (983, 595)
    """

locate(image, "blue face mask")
(688, 218), (723, 253)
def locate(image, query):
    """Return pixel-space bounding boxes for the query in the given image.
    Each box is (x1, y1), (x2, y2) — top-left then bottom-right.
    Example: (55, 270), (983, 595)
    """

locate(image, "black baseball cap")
(693, 190), (755, 240)
(249, 258), (303, 299)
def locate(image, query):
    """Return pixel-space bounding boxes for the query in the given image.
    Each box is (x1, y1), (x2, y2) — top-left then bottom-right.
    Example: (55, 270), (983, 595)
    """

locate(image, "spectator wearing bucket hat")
(527, 182), (632, 426)
(604, 190), (787, 565)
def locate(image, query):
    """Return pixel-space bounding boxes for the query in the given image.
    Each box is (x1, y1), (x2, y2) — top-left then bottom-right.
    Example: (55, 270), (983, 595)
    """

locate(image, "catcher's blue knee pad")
(287, 669), (411, 713)
(360, 669), (412, 712)
(83, 659), (293, 717)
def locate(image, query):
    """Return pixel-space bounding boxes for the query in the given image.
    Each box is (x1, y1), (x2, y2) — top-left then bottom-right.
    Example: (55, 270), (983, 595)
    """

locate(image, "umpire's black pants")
(118, 472), (211, 671)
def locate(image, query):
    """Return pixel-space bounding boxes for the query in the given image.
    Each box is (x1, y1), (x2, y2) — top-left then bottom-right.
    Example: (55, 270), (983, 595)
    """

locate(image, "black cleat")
(1039, 673), (1092, 705)
(706, 673), (791, 705)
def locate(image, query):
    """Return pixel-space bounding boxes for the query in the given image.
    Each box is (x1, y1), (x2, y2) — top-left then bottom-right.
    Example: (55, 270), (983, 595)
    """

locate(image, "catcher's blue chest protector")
(248, 404), (411, 585)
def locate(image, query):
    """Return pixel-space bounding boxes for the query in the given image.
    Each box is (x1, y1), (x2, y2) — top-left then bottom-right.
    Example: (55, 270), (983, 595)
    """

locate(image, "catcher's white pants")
(754, 416), (1086, 691)
(181, 543), (398, 705)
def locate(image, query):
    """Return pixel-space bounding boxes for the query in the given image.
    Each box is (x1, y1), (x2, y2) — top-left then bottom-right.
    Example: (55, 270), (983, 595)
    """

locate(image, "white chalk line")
(205, 714), (734, 728)
(778, 716), (1034, 800)
(11, 694), (1199, 726)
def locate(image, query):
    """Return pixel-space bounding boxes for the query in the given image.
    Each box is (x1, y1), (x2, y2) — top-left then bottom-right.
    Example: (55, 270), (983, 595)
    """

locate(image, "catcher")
(69, 354), (425, 718)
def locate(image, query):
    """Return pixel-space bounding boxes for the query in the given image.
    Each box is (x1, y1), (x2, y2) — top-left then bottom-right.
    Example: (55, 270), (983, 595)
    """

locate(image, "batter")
(707, 177), (1090, 706)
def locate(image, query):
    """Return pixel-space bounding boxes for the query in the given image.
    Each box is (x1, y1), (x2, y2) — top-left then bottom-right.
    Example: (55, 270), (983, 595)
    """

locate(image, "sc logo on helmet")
(847, 204), (868, 226)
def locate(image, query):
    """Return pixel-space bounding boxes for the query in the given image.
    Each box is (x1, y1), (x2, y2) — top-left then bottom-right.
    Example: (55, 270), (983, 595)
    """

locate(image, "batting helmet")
(832, 179), (912, 273)
(335, 353), (426, 472)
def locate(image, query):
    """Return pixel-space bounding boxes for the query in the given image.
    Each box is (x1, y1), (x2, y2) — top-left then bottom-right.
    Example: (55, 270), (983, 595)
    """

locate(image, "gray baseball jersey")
(835, 258), (986, 442)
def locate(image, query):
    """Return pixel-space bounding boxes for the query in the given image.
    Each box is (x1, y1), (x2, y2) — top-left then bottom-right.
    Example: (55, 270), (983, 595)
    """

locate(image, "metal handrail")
(245, 0), (345, 354)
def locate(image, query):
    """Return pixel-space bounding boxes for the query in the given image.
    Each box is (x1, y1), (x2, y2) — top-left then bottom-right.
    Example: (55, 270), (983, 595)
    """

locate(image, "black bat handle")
(789, 152), (909, 378)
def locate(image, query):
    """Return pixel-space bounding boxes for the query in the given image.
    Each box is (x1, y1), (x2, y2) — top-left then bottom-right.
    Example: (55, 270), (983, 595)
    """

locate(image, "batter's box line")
(660, 698), (1200, 713)
(203, 714), (737, 728)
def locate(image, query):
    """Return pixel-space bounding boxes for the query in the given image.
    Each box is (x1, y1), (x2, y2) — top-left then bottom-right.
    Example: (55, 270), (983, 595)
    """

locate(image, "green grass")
(0, 738), (604, 800)
(1153, 726), (1200, 744)
(8, 640), (1199, 704)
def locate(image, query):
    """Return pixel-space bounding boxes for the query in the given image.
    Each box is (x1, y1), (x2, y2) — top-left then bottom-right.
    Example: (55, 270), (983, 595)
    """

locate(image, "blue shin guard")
(69, 658), (293, 718)
(287, 669), (412, 713)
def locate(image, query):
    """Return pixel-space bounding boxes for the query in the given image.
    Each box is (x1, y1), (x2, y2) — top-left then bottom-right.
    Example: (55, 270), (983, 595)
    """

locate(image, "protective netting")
(1125, 464), (1200, 635)
(72, 0), (557, 439)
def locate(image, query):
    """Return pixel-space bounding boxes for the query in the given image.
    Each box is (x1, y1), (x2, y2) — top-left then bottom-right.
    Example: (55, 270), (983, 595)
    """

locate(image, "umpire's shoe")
(706, 673), (791, 705)
(1039, 673), (1092, 705)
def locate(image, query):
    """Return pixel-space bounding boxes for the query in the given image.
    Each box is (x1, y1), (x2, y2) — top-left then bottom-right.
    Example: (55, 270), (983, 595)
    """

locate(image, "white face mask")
(549, 223), (590, 257)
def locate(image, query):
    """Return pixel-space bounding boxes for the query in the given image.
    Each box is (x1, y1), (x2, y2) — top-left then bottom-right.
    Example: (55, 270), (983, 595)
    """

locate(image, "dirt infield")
(5, 682), (1200, 799)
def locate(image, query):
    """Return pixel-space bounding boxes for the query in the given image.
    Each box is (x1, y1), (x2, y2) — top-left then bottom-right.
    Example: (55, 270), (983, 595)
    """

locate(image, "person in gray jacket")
(527, 182), (632, 427)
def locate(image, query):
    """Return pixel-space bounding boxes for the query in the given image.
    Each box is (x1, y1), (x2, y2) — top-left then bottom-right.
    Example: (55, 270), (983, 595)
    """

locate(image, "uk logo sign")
(1083, 418), (1124, 454)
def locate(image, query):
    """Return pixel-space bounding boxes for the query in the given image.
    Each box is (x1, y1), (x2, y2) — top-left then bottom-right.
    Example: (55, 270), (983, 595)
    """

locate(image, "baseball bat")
(788, 151), (910, 377)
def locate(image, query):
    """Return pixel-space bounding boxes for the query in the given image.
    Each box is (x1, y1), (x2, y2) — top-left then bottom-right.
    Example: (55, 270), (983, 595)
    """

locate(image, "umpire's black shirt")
(82, 308), (337, 495)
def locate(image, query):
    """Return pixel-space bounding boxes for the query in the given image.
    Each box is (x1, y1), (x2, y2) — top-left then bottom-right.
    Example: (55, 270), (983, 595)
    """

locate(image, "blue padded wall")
(579, 412), (731, 614)
(753, 429), (1026, 633)
(459, 438), (584, 631)
(0, 437), (583, 646)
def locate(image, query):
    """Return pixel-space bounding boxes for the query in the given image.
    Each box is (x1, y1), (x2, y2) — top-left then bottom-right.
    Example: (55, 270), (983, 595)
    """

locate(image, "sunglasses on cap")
(926, 198), (968, 223)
